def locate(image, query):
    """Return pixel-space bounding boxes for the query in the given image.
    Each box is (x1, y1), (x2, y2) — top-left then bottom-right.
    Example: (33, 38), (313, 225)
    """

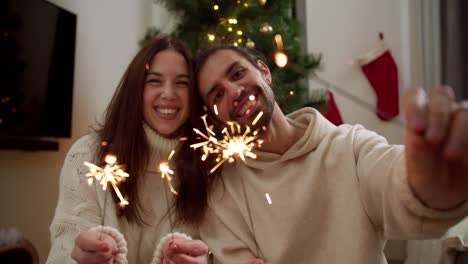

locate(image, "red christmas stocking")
(361, 50), (399, 121)
(323, 91), (344, 126)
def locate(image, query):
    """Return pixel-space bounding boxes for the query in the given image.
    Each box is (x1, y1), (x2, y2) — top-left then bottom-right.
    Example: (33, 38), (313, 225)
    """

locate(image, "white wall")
(305, 0), (423, 144)
(0, 1), (171, 262)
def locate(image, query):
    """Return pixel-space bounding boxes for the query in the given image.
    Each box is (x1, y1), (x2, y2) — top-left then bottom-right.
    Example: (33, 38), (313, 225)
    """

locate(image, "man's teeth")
(238, 100), (255, 116)
(157, 108), (177, 115)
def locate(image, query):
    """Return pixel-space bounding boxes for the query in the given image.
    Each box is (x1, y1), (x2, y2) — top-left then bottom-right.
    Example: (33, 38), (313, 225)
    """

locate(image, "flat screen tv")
(0, 0), (76, 150)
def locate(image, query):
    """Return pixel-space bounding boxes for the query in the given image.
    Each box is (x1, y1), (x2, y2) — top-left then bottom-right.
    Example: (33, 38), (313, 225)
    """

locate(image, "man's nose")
(223, 81), (244, 103)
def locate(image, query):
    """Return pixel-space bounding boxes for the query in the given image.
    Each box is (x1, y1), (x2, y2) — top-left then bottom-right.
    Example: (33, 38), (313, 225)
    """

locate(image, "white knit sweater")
(200, 108), (468, 264)
(47, 124), (197, 264)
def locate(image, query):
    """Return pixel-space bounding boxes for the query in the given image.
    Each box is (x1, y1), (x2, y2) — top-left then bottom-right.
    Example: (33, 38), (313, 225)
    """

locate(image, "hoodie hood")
(242, 107), (336, 169)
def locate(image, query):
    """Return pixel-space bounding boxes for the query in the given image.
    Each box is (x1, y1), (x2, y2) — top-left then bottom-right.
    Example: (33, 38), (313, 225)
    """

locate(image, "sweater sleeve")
(46, 136), (122, 263)
(150, 232), (193, 264)
(352, 126), (468, 240)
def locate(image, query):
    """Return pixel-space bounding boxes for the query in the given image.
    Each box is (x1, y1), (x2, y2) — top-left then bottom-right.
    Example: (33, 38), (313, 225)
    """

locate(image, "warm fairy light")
(236, 30), (243, 35)
(244, 3), (249, 7)
(289, 91), (294, 96)
(159, 150), (178, 195)
(237, 38), (243, 43)
(234, 42), (239, 47)
(228, 18), (238, 24)
(228, 27), (233, 32)
(190, 112), (265, 174)
(274, 51), (288, 68)
(207, 34), (215, 41)
(213, 4), (219, 10)
(84, 154), (130, 206)
(265, 193), (272, 205)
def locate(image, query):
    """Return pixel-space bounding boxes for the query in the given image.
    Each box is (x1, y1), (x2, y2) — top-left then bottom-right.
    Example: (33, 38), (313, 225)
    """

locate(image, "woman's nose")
(161, 83), (176, 99)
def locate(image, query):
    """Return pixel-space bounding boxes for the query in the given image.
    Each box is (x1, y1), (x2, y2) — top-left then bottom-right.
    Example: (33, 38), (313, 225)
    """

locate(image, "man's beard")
(226, 83), (275, 131)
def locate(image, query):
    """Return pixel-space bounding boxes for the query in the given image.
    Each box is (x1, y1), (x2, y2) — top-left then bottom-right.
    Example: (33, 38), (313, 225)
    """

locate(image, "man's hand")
(71, 230), (118, 264)
(163, 238), (209, 264)
(404, 86), (468, 210)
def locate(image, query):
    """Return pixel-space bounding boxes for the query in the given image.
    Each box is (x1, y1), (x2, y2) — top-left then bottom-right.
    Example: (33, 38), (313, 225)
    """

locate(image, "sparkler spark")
(159, 150), (178, 195)
(190, 111), (265, 174)
(84, 154), (129, 206)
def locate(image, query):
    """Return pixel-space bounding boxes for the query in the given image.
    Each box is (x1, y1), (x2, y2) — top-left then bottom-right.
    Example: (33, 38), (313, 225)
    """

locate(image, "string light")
(289, 91), (295, 96)
(274, 51), (288, 68)
(213, 4), (219, 10)
(207, 34), (216, 41)
(228, 27), (233, 32)
(236, 30), (243, 35)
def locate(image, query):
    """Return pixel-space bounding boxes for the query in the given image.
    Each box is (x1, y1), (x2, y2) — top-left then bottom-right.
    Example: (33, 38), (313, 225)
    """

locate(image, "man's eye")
(214, 90), (224, 103)
(233, 69), (245, 80)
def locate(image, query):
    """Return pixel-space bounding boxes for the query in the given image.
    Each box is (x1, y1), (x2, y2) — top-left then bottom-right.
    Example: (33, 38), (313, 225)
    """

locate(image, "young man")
(195, 45), (468, 264)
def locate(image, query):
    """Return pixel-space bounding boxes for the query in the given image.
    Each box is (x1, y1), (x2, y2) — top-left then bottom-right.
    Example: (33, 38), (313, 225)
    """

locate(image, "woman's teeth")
(157, 108), (177, 115)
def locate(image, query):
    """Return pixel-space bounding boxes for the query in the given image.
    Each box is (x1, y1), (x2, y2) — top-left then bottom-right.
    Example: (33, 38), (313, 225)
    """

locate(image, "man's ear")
(257, 59), (272, 84)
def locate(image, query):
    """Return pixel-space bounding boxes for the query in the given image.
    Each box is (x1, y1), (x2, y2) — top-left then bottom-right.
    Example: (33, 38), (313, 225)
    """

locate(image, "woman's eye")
(147, 79), (161, 85)
(176, 81), (190, 87)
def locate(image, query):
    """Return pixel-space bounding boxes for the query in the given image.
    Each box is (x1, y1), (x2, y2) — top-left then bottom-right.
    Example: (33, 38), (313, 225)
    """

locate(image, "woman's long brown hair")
(96, 35), (194, 224)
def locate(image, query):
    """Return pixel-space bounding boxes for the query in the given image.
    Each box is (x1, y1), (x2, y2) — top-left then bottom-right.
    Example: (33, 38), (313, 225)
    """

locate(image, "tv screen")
(0, 0), (76, 143)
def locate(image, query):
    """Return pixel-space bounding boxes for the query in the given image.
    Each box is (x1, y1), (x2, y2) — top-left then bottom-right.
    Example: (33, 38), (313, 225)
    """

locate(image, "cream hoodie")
(199, 108), (468, 264)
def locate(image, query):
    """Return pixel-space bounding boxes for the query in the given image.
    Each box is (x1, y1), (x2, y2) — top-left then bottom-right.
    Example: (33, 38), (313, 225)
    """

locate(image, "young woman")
(47, 36), (208, 264)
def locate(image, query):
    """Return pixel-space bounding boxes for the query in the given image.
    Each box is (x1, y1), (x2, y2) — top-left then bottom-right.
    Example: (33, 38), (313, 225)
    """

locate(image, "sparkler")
(84, 153), (129, 206)
(159, 150), (178, 195)
(190, 111), (265, 174)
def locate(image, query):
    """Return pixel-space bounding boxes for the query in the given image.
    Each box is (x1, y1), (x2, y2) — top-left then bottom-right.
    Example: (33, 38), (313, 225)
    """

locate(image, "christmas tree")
(144, 0), (328, 113)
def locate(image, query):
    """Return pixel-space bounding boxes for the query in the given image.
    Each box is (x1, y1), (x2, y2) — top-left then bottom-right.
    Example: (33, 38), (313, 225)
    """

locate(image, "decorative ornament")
(259, 23), (273, 33)
(246, 39), (255, 48)
(258, 0), (267, 7)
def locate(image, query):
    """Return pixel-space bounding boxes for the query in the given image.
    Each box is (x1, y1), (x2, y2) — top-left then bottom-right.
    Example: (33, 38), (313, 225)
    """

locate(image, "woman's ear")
(257, 59), (272, 84)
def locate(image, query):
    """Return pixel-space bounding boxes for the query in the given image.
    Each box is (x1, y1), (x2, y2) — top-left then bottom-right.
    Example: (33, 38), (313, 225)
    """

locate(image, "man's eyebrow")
(205, 61), (240, 101)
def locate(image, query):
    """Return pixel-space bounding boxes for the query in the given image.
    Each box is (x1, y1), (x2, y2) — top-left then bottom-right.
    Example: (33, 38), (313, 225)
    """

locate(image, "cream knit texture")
(47, 123), (197, 263)
(151, 232), (192, 264)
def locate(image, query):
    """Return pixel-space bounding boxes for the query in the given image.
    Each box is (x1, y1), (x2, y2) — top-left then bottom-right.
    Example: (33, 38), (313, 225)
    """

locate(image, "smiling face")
(197, 49), (275, 128)
(143, 49), (190, 137)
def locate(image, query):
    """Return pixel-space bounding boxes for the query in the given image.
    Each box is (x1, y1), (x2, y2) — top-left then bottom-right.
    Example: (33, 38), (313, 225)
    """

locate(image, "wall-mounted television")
(0, 0), (76, 150)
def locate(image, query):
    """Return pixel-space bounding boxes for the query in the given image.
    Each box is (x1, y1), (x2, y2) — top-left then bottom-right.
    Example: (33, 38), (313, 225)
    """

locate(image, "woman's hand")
(163, 238), (209, 264)
(71, 230), (118, 264)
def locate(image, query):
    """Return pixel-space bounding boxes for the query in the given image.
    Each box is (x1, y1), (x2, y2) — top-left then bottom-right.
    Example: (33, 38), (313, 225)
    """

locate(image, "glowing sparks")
(84, 154), (130, 206)
(265, 193), (272, 205)
(190, 113), (265, 174)
(252, 111), (263, 126)
(159, 150), (178, 195)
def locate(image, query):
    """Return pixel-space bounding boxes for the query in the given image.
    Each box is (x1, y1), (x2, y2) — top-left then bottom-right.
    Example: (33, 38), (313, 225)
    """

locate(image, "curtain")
(440, 0), (468, 100)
